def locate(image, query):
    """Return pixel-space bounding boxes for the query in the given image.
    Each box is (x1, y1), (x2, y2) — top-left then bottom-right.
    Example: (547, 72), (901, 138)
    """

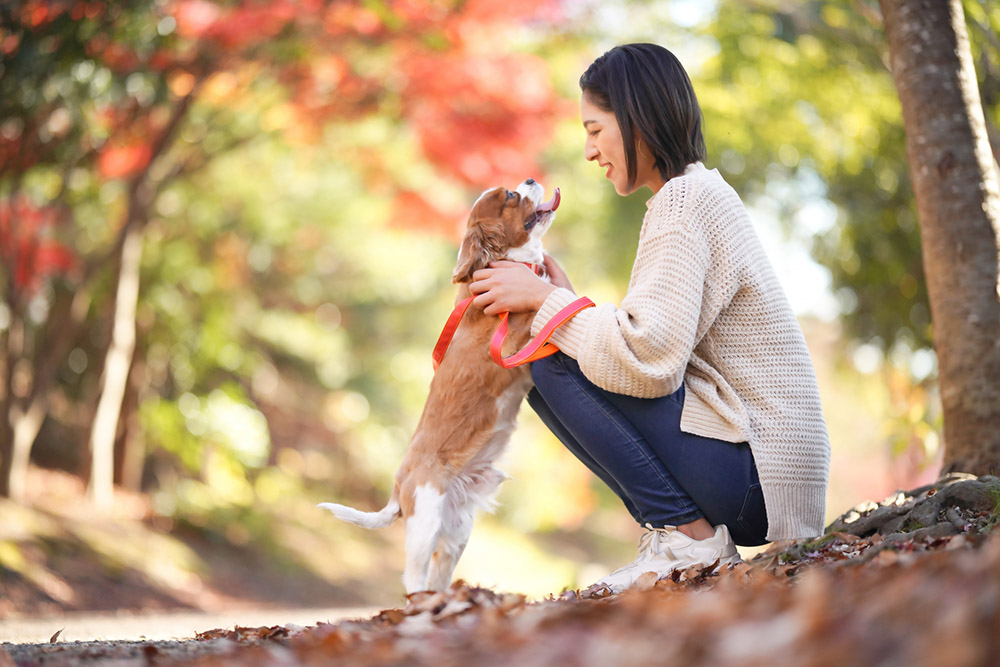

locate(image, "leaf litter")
(169, 526), (1000, 667)
(5, 476), (1000, 666)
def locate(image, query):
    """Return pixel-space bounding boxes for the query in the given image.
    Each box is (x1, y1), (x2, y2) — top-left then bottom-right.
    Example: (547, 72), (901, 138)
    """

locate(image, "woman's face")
(581, 95), (664, 196)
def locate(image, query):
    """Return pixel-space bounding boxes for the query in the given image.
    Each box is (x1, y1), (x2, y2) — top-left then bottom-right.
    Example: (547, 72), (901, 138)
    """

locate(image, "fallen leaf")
(433, 599), (472, 620)
(631, 571), (659, 591)
(195, 627), (228, 641)
(376, 608), (406, 625)
(946, 535), (969, 550)
(500, 592), (527, 612)
(49, 628), (64, 643)
(877, 549), (899, 566)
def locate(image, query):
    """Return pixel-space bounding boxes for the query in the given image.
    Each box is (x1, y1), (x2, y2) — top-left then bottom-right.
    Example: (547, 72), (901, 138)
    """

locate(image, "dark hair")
(579, 43), (706, 189)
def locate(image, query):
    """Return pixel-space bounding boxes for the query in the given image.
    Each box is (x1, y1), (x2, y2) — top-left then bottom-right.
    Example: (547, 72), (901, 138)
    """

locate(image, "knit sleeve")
(531, 203), (712, 399)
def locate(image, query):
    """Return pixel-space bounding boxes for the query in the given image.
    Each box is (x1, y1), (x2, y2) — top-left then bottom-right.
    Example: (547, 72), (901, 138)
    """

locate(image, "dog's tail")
(317, 496), (401, 530)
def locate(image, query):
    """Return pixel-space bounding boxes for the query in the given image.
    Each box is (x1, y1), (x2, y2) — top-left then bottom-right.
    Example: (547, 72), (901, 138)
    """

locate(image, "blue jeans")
(528, 352), (768, 546)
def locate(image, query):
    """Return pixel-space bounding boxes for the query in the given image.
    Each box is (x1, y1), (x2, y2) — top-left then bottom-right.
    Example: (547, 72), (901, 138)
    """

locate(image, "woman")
(470, 43), (830, 592)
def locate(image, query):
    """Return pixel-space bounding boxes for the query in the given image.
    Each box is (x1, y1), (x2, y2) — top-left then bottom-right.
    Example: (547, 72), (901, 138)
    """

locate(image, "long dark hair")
(580, 43), (706, 189)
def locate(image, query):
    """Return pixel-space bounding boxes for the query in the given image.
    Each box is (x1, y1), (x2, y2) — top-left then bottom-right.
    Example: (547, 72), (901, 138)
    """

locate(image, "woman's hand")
(470, 261), (557, 316)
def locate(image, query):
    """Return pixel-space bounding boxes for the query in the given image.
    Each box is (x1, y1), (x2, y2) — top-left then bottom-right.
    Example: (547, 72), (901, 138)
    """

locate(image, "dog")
(319, 178), (559, 594)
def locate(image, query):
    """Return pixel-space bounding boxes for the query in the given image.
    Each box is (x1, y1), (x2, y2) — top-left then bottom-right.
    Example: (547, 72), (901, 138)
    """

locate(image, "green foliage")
(697, 1), (927, 357)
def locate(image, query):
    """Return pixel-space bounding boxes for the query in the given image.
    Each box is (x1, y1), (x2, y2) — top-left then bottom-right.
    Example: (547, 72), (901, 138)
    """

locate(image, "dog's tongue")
(536, 187), (560, 212)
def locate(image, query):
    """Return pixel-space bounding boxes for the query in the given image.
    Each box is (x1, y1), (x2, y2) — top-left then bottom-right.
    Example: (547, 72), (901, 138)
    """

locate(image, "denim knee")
(530, 352), (564, 390)
(530, 351), (575, 390)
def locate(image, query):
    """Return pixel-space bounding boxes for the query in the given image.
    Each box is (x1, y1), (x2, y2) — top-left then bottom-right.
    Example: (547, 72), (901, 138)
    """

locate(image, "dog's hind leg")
(402, 483), (446, 594)
(426, 503), (474, 592)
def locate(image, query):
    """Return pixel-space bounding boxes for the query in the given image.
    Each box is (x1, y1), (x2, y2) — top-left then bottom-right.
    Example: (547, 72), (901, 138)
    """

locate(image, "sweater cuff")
(530, 288), (592, 359)
(762, 481), (827, 542)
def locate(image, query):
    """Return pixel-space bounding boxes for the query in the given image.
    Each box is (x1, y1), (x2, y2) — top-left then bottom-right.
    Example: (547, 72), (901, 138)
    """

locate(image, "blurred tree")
(0, 0), (562, 504)
(676, 0), (997, 468)
(879, 0), (1000, 475)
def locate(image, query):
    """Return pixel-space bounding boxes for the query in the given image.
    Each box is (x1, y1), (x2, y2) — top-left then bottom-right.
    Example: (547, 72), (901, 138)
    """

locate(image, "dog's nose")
(525, 178), (535, 185)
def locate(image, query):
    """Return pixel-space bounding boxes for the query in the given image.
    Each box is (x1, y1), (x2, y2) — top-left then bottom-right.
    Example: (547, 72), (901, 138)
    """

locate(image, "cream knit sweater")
(531, 163), (830, 541)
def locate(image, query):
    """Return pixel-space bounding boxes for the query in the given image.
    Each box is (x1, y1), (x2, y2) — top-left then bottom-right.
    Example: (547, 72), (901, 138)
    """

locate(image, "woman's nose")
(584, 142), (598, 161)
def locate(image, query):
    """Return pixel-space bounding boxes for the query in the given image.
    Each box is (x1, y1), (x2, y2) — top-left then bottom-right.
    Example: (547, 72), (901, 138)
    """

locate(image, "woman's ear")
(452, 218), (505, 283)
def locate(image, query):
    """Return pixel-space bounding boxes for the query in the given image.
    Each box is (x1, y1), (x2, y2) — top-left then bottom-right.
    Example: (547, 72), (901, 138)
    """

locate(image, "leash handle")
(489, 296), (595, 368)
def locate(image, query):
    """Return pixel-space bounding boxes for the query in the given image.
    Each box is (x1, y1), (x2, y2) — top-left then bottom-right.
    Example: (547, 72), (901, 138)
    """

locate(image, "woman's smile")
(581, 94), (665, 196)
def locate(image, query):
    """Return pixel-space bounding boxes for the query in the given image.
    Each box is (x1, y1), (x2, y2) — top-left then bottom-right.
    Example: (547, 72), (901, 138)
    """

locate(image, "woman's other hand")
(470, 261), (557, 316)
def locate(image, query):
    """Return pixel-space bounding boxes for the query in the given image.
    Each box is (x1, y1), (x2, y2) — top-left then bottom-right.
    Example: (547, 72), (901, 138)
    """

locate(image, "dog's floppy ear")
(452, 218), (506, 283)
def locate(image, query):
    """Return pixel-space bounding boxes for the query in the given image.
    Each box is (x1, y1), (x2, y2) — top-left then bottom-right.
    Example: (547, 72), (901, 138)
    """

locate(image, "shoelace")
(636, 525), (678, 562)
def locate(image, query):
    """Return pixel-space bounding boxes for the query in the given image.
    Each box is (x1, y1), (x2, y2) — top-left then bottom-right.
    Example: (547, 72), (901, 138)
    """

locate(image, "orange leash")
(489, 296), (594, 368)
(431, 294), (595, 371)
(431, 263), (593, 371)
(432, 296), (475, 371)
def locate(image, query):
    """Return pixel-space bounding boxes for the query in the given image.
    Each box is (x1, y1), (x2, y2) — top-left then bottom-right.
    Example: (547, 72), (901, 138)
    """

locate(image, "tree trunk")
(1, 191), (21, 498)
(879, 0), (1000, 475)
(115, 347), (146, 492)
(87, 224), (143, 509)
(7, 285), (93, 501)
(0, 326), (13, 498)
(9, 396), (44, 501)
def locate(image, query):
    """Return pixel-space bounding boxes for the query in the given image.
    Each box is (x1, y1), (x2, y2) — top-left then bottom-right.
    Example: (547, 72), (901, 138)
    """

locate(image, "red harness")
(431, 263), (595, 370)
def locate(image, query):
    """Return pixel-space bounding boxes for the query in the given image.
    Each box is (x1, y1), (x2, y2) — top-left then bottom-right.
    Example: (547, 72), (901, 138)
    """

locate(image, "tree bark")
(115, 346), (146, 492)
(880, 0), (1000, 475)
(7, 285), (93, 501)
(87, 224), (143, 509)
(1, 184), (24, 497)
(0, 326), (13, 498)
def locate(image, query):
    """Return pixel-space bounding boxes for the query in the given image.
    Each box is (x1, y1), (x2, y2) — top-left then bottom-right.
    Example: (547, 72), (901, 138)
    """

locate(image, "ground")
(3, 473), (999, 666)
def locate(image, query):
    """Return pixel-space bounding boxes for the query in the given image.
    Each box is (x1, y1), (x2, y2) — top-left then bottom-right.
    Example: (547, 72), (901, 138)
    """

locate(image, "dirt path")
(0, 606), (380, 643)
(1, 606), (379, 665)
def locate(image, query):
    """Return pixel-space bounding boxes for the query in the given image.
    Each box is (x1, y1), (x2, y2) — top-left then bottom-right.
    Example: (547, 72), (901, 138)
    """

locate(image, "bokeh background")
(2, 0), (996, 613)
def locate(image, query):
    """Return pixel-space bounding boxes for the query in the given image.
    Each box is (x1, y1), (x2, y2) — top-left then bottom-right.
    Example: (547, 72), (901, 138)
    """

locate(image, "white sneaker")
(591, 524), (741, 594)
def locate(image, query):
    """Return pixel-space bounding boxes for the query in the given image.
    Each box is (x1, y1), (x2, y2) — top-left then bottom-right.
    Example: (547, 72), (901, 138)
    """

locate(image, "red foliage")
(100, 42), (142, 73)
(322, 3), (383, 37)
(390, 190), (466, 236)
(19, 1), (108, 28)
(1, 33), (21, 56)
(0, 198), (76, 293)
(97, 140), (153, 179)
(11, 0), (568, 239)
(401, 50), (561, 187)
(0, 133), (39, 175)
(21, 0), (61, 28)
(172, 0), (297, 51)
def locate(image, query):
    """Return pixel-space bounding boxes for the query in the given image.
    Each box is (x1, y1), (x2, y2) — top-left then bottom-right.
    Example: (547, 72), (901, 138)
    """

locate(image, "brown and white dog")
(319, 179), (559, 594)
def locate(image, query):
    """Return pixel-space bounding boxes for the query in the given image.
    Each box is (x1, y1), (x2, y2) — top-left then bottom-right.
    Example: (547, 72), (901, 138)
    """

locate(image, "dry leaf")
(376, 609), (406, 625)
(631, 571), (659, 591)
(946, 535), (969, 550)
(433, 599), (472, 620)
(49, 628), (63, 643)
